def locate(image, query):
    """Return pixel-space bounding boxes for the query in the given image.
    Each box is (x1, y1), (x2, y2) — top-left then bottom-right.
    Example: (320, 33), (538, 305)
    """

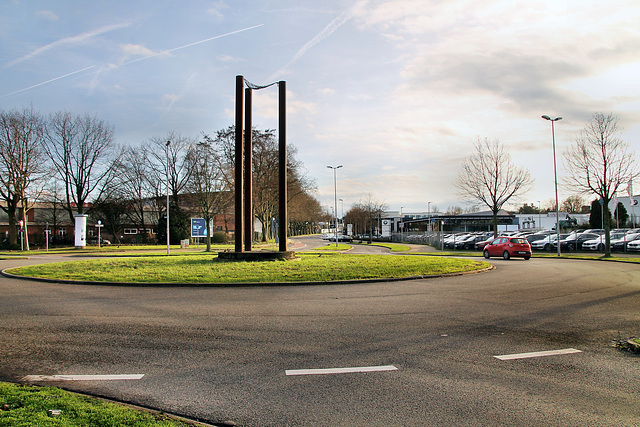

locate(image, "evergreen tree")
(614, 202), (629, 228)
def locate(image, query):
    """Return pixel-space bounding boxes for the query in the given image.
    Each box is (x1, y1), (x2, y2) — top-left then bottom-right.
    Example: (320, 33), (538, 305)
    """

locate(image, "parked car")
(443, 233), (470, 249)
(581, 233), (625, 251)
(627, 239), (640, 252)
(454, 234), (484, 250)
(611, 233), (640, 251)
(483, 236), (532, 260)
(328, 234), (352, 242)
(476, 236), (494, 250)
(530, 233), (568, 251)
(555, 232), (601, 251)
(525, 233), (549, 244)
(87, 237), (111, 245)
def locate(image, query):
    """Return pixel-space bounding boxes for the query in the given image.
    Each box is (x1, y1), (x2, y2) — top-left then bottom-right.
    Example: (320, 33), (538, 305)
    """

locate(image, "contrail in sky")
(267, 2), (366, 82)
(2, 65), (96, 98)
(120, 24), (264, 66)
(2, 24), (263, 98)
(5, 22), (131, 68)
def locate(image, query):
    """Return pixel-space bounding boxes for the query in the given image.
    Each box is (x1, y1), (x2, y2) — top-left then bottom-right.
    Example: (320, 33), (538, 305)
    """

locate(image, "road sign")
(191, 218), (207, 237)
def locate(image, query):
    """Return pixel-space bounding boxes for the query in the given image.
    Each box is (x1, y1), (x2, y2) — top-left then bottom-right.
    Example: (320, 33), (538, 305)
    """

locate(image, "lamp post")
(427, 201), (431, 242)
(537, 200), (541, 231)
(96, 220), (103, 249)
(166, 140), (171, 255)
(542, 115), (562, 256)
(327, 165), (342, 247)
(400, 207), (404, 242)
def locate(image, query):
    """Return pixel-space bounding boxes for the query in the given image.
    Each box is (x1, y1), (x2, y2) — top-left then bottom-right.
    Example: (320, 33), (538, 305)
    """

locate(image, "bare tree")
(564, 113), (639, 256)
(146, 133), (196, 205)
(0, 107), (48, 250)
(118, 146), (158, 243)
(39, 178), (67, 245)
(345, 194), (388, 239)
(561, 195), (585, 214)
(204, 126), (316, 242)
(44, 112), (120, 222)
(188, 140), (231, 251)
(455, 138), (533, 237)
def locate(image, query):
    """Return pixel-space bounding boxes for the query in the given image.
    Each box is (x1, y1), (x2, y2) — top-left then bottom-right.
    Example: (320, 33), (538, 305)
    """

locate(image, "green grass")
(0, 244), (234, 256)
(0, 382), (199, 426)
(311, 243), (352, 251)
(355, 242), (411, 252)
(7, 253), (489, 284)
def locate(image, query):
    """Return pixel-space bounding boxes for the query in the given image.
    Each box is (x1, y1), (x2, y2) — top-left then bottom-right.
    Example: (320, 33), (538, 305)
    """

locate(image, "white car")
(530, 234), (567, 251)
(582, 233), (625, 251)
(611, 233), (640, 251)
(627, 239), (640, 252)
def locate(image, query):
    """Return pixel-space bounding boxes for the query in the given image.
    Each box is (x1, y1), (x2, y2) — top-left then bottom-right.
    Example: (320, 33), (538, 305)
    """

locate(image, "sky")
(2, 0), (640, 216)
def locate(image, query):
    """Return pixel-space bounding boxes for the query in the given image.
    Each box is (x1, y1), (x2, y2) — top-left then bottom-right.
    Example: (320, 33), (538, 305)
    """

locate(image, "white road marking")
(285, 365), (398, 376)
(21, 374), (145, 382)
(494, 348), (582, 361)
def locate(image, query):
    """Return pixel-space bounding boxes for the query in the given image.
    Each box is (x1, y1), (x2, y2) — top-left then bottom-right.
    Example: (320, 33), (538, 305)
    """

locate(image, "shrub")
(210, 232), (230, 243)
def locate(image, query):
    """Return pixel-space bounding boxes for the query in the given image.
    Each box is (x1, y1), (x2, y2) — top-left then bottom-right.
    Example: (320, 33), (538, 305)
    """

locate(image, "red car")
(483, 236), (532, 260)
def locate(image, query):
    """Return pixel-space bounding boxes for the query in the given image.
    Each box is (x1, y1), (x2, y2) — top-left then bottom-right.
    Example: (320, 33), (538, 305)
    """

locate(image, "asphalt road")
(1, 238), (639, 426)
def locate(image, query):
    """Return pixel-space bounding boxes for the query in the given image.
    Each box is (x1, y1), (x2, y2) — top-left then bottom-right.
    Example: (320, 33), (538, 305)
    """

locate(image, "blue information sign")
(191, 218), (207, 237)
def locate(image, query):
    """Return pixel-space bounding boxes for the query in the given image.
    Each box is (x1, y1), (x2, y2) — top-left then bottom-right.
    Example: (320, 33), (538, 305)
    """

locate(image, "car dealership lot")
(1, 246), (639, 426)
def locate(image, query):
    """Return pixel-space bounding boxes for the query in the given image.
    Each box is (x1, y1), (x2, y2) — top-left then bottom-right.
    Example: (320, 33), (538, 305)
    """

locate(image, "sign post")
(191, 219), (207, 238)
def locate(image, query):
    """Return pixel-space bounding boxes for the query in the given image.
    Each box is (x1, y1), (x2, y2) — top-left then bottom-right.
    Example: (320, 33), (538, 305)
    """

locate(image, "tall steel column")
(244, 87), (253, 251)
(234, 75), (244, 253)
(278, 81), (287, 252)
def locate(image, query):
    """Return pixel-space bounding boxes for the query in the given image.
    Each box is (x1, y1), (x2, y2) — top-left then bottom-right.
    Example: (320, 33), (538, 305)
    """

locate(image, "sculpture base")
(217, 251), (297, 261)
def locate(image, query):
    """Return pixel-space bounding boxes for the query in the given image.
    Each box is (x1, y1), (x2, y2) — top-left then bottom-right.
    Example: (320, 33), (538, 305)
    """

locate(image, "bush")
(210, 232), (230, 244)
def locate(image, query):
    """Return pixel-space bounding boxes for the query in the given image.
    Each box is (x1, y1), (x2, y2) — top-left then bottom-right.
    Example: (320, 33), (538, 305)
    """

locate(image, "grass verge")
(0, 244), (234, 256)
(0, 382), (201, 426)
(311, 243), (352, 251)
(354, 242), (411, 252)
(6, 253), (489, 284)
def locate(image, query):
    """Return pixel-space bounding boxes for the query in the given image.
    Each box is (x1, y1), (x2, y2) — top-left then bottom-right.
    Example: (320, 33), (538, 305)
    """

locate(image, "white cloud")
(217, 54), (243, 63)
(110, 43), (166, 67)
(207, 1), (228, 19)
(36, 10), (58, 21)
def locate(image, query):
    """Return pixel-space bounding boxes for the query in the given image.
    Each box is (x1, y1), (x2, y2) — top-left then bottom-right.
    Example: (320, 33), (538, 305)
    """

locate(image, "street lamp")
(427, 201), (431, 239)
(400, 207), (404, 242)
(327, 165), (343, 247)
(537, 200), (541, 231)
(96, 220), (103, 249)
(542, 115), (562, 256)
(166, 140), (171, 255)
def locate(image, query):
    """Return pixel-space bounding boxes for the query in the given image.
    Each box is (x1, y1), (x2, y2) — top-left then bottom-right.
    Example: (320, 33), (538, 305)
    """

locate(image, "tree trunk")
(7, 211), (17, 246)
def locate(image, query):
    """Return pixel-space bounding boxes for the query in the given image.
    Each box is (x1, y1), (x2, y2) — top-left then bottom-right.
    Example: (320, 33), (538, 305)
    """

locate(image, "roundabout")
(1, 236), (639, 426)
(2, 244), (490, 286)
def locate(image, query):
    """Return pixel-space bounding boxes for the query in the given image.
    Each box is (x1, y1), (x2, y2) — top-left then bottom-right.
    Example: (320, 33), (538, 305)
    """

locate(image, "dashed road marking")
(285, 365), (398, 376)
(494, 348), (582, 361)
(21, 374), (145, 382)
